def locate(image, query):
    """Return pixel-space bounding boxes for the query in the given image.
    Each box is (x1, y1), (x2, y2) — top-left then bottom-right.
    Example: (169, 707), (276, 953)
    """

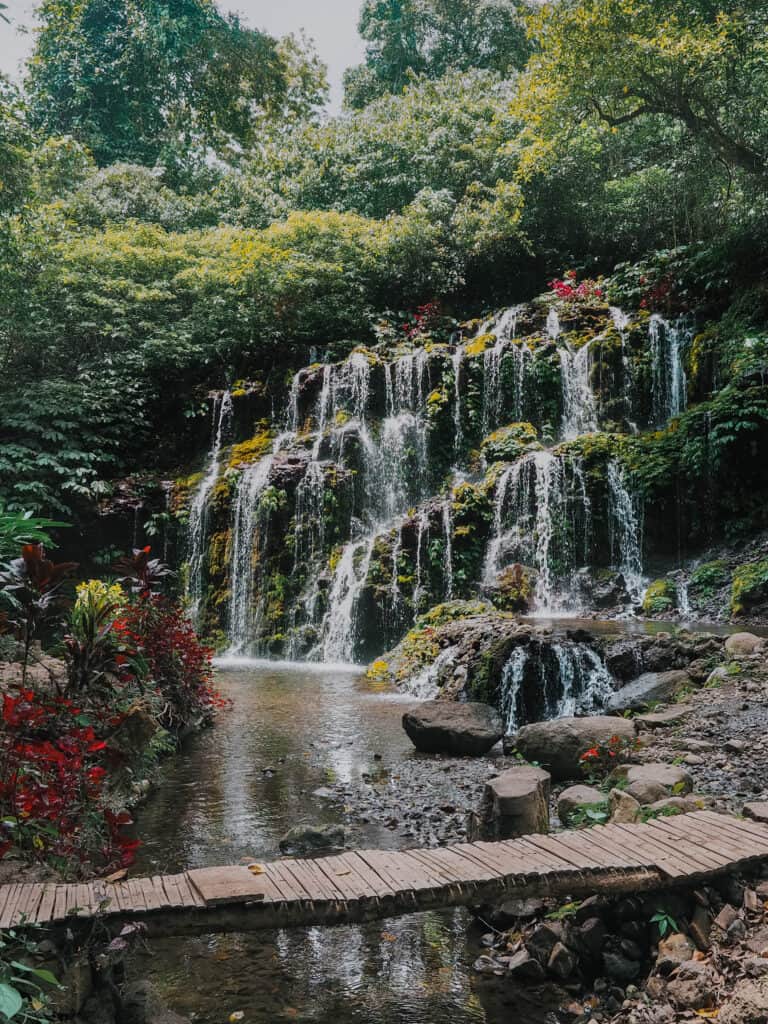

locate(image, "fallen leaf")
(693, 950), (707, 961)
(335, 870), (351, 876)
(695, 1011), (718, 1019)
(229, 1013), (245, 1022)
(381, 931), (397, 942)
(104, 868), (128, 884)
(247, 864), (265, 875)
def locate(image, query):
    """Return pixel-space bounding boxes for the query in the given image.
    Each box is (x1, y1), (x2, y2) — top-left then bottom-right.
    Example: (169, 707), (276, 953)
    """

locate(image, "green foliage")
(642, 579), (677, 615)
(481, 421), (539, 463)
(345, 0), (529, 108)
(650, 909), (679, 938)
(565, 801), (610, 828)
(0, 510), (68, 561)
(690, 560), (728, 598)
(24, 0), (315, 172)
(0, 927), (58, 1023)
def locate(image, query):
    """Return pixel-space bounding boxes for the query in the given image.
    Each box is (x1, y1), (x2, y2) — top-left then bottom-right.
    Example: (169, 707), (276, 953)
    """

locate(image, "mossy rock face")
(172, 471), (204, 514)
(228, 423), (274, 469)
(487, 564), (536, 613)
(642, 578), (677, 615)
(416, 599), (493, 629)
(690, 560), (729, 597)
(731, 559), (768, 615)
(482, 422), (540, 464)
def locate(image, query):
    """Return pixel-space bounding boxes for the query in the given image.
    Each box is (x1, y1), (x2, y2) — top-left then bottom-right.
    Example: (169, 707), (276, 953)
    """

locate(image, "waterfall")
(546, 309), (561, 339)
(227, 452), (276, 651)
(322, 536), (375, 663)
(451, 347), (463, 452)
(483, 451), (591, 614)
(649, 315), (690, 424)
(559, 341), (598, 440)
(678, 579), (691, 618)
(412, 508), (430, 609)
(480, 305), (525, 434)
(400, 645), (458, 700)
(500, 642), (614, 735)
(442, 498), (454, 599)
(610, 307), (637, 430)
(607, 459), (644, 601)
(186, 390), (233, 626)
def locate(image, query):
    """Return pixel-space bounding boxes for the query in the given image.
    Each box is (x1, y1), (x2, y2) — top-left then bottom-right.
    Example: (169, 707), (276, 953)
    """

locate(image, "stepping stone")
(636, 706), (693, 728)
(743, 802), (768, 823)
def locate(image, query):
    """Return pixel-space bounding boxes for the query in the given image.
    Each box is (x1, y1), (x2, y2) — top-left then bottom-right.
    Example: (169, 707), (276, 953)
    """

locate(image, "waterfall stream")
(649, 314), (691, 423)
(559, 341), (598, 440)
(186, 391), (232, 627)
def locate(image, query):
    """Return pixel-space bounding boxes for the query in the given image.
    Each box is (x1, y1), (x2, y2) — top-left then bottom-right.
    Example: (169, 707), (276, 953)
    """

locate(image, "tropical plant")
(0, 510), (67, 561)
(0, 927), (58, 1024)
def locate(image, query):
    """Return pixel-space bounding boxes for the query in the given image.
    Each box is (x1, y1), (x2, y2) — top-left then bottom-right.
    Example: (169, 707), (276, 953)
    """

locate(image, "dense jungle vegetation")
(1, 0), (767, 522)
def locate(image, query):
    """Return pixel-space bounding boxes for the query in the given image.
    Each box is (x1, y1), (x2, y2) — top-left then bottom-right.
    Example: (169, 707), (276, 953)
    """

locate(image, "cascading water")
(649, 315), (690, 424)
(559, 340), (598, 440)
(451, 347), (463, 452)
(484, 451), (591, 614)
(500, 642), (614, 734)
(186, 391), (233, 627)
(606, 459), (644, 601)
(321, 536), (375, 663)
(442, 498), (455, 599)
(610, 307), (638, 431)
(479, 305), (527, 434)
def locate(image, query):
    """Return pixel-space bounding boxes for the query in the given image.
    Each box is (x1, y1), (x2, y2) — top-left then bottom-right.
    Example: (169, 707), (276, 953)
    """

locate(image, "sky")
(0, 0), (366, 111)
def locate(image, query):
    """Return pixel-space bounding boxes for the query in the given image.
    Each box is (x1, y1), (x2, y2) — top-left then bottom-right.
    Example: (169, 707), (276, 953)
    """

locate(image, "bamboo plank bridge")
(2, 812), (768, 938)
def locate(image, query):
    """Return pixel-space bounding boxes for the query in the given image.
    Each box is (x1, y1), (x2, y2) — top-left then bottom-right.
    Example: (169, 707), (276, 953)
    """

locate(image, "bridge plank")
(668, 815), (767, 860)
(586, 826), (659, 872)
(510, 836), (587, 875)
(175, 873), (207, 908)
(308, 856), (362, 902)
(551, 831), (627, 870)
(356, 851), (417, 898)
(406, 848), (467, 890)
(421, 846), (497, 883)
(187, 866), (267, 907)
(269, 860), (313, 902)
(0, 885), (23, 928)
(282, 858), (338, 903)
(608, 825), (690, 879)
(321, 856), (378, 901)
(332, 852), (382, 901)
(10, 884), (41, 927)
(696, 811), (768, 845)
(520, 834), (598, 873)
(293, 858), (347, 903)
(344, 852), (396, 899)
(35, 883), (57, 924)
(466, 841), (533, 877)
(160, 874), (187, 909)
(645, 820), (728, 872)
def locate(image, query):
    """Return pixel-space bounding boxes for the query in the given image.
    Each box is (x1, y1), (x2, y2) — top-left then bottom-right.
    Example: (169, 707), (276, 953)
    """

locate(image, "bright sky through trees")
(0, 0), (365, 110)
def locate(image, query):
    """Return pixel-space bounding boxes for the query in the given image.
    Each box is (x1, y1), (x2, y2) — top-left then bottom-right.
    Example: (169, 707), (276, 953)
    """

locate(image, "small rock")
(744, 801), (768, 823)
(402, 701), (503, 756)
(656, 933), (696, 975)
(573, 917), (607, 957)
(278, 823), (347, 854)
(626, 779), (670, 805)
(725, 739), (747, 753)
(557, 784), (606, 825)
(745, 926), (768, 955)
(609, 788), (641, 824)
(719, 977), (768, 1024)
(548, 941), (578, 981)
(714, 904), (740, 932)
(683, 753), (704, 766)
(603, 950), (641, 982)
(526, 922), (564, 964)
(689, 904), (712, 950)
(646, 796), (699, 815)
(636, 706), (693, 729)
(506, 949), (546, 982)
(667, 961), (715, 1011)
(617, 763), (694, 796)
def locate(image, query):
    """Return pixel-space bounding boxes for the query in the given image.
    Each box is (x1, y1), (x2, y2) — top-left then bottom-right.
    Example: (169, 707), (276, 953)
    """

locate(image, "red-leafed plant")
(549, 270), (604, 303)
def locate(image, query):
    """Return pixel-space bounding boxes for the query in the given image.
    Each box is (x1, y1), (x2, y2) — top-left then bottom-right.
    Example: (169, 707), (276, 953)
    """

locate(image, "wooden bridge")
(2, 812), (768, 938)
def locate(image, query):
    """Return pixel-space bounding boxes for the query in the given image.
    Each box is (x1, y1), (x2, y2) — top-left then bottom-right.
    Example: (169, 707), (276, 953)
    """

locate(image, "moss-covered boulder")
(481, 422), (540, 464)
(643, 578), (677, 615)
(732, 559), (768, 615)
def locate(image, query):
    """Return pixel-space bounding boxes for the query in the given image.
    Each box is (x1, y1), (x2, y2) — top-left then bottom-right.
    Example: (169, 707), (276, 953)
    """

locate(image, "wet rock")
(607, 670), (692, 712)
(513, 717), (637, 782)
(725, 632), (763, 657)
(470, 765), (550, 839)
(609, 788), (641, 823)
(604, 640), (644, 681)
(719, 978), (768, 1024)
(667, 961), (715, 1011)
(548, 941), (578, 981)
(402, 701), (503, 756)
(572, 917), (607, 957)
(506, 949), (546, 982)
(279, 823), (347, 854)
(120, 981), (190, 1024)
(526, 922), (564, 964)
(557, 784), (606, 825)
(603, 950), (642, 982)
(486, 896), (545, 927)
(656, 933), (696, 975)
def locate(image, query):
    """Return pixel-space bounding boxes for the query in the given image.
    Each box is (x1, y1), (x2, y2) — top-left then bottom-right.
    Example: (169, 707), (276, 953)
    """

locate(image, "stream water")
(130, 661), (559, 1024)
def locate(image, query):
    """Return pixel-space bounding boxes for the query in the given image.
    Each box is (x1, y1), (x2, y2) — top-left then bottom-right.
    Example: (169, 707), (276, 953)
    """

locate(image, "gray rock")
(725, 632), (762, 657)
(402, 700), (503, 756)
(572, 917), (607, 957)
(606, 669), (692, 712)
(603, 950), (641, 982)
(525, 921), (564, 964)
(626, 779), (669, 805)
(470, 766), (550, 840)
(120, 981), (190, 1024)
(719, 978), (768, 1023)
(646, 796), (700, 815)
(505, 949), (546, 982)
(667, 961), (715, 1011)
(636, 706), (693, 729)
(656, 933), (696, 975)
(616, 763), (694, 796)
(609, 788), (641, 823)
(744, 801), (768, 823)
(279, 823), (347, 854)
(513, 716), (637, 782)
(547, 941), (578, 980)
(557, 784), (606, 825)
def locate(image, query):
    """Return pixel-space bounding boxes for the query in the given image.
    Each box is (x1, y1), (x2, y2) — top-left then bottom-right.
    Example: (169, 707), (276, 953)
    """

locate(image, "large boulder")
(279, 823), (347, 854)
(402, 700), (503, 756)
(606, 669), (691, 712)
(725, 632), (763, 657)
(469, 766), (550, 839)
(616, 763), (694, 796)
(513, 716), (637, 782)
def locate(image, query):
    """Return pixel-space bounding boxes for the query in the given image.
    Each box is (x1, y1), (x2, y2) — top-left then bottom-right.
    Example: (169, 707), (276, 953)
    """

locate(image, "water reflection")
(132, 663), (557, 1023)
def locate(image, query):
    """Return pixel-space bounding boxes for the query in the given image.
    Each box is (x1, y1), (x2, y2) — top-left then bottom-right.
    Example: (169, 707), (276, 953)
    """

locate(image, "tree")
(0, 77), (32, 216)
(25, 0), (298, 169)
(344, 0), (529, 108)
(515, 0), (768, 185)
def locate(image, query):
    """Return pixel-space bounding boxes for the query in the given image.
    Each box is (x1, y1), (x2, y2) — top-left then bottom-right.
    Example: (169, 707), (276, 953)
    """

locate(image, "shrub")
(731, 559), (768, 615)
(642, 578), (677, 615)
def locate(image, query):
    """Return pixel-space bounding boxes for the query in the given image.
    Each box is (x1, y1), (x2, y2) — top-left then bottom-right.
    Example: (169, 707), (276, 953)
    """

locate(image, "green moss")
(731, 559), (768, 614)
(491, 564), (535, 612)
(228, 422), (273, 469)
(172, 471), (204, 514)
(416, 599), (490, 628)
(642, 578), (677, 615)
(482, 422), (540, 464)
